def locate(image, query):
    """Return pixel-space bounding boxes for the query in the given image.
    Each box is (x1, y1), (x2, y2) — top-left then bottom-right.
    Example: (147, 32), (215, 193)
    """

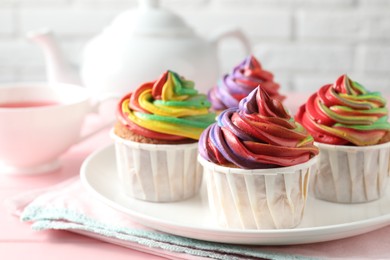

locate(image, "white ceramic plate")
(80, 144), (390, 245)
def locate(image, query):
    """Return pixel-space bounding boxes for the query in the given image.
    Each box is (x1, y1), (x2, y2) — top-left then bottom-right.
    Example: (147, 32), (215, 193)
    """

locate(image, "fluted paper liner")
(313, 142), (390, 204)
(111, 131), (202, 202)
(198, 155), (317, 229)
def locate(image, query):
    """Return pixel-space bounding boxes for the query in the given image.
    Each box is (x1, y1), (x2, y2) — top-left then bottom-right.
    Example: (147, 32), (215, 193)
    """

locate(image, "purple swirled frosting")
(208, 55), (285, 111)
(199, 86), (318, 169)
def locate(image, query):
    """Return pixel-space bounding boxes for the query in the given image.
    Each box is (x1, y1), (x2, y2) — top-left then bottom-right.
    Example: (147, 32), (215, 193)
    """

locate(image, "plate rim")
(80, 144), (390, 244)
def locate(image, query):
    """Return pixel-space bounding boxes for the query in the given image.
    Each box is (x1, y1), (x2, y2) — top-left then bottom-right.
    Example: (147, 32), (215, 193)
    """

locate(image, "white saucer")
(80, 144), (390, 245)
(0, 160), (61, 175)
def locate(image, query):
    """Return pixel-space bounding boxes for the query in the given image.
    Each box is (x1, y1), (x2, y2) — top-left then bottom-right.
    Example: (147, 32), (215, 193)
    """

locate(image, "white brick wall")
(1, 0), (389, 94)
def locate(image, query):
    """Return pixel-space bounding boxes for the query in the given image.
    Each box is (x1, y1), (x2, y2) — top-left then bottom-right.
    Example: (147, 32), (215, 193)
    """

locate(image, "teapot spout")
(27, 28), (81, 85)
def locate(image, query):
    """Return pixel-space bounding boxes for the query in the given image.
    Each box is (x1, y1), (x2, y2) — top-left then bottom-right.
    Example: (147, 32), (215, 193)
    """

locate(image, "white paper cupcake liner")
(313, 142), (390, 204)
(198, 155), (317, 229)
(111, 130), (202, 202)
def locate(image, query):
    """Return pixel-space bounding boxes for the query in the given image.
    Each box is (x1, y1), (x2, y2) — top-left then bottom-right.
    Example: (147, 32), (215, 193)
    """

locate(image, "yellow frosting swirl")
(117, 70), (216, 141)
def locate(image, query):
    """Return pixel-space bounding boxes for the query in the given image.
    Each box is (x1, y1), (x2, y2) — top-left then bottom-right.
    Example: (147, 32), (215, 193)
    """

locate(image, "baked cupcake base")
(113, 121), (196, 145)
(111, 129), (202, 202)
(313, 142), (390, 203)
(198, 155), (317, 229)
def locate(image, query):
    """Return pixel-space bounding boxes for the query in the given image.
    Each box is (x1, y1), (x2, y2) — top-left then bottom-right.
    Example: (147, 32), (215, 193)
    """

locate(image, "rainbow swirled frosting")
(208, 55), (285, 111)
(116, 70), (216, 141)
(199, 86), (318, 169)
(295, 74), (390, 146)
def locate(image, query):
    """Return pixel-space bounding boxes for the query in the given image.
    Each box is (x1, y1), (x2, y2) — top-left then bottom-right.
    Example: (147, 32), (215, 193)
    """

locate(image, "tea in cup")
(0, 82), (114, 175)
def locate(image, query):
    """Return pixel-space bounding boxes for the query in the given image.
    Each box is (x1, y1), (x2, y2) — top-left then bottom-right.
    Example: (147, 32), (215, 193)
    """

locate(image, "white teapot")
(28, 0), (251, 96)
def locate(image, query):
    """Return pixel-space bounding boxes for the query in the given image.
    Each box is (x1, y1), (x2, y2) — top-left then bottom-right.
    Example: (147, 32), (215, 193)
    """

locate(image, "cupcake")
(208, 55), (285, 113)
(295, 74), (390, 203)
(198, 86), (318, 229)
(112, 70), (216, 202)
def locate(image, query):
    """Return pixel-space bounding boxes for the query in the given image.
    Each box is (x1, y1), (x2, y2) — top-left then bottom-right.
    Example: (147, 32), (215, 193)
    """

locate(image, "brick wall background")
(0, 0), (389, 93)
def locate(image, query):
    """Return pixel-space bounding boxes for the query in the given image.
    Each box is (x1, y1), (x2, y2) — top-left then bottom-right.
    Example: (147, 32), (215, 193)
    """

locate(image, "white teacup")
(0, 82), (114, 175)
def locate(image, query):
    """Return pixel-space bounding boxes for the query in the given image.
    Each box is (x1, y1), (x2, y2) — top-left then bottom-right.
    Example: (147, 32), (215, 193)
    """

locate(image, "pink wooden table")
(1, 94), (390, 259)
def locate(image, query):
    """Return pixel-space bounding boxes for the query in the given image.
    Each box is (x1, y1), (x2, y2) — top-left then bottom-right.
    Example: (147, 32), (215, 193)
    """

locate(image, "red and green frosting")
(295, 74), (390, 146)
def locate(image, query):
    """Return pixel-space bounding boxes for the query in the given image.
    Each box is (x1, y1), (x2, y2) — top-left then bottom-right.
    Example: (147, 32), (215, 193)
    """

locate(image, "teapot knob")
(139, 0), (159, 9)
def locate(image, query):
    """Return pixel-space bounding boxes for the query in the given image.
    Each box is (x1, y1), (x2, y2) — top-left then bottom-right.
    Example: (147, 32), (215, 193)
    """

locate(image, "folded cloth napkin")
(4, 177), (311, 260)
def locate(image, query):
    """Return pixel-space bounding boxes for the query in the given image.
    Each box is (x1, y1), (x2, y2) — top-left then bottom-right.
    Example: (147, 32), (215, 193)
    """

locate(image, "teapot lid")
(129, 0), (194, 36)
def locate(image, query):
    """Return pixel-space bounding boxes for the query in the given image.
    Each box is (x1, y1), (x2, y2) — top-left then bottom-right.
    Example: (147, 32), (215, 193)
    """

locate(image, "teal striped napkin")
(6, 178), (314, 260)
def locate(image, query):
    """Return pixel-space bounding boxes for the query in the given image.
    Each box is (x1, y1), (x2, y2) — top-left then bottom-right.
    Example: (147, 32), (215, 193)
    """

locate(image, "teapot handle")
(210, 28), (252, 56)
